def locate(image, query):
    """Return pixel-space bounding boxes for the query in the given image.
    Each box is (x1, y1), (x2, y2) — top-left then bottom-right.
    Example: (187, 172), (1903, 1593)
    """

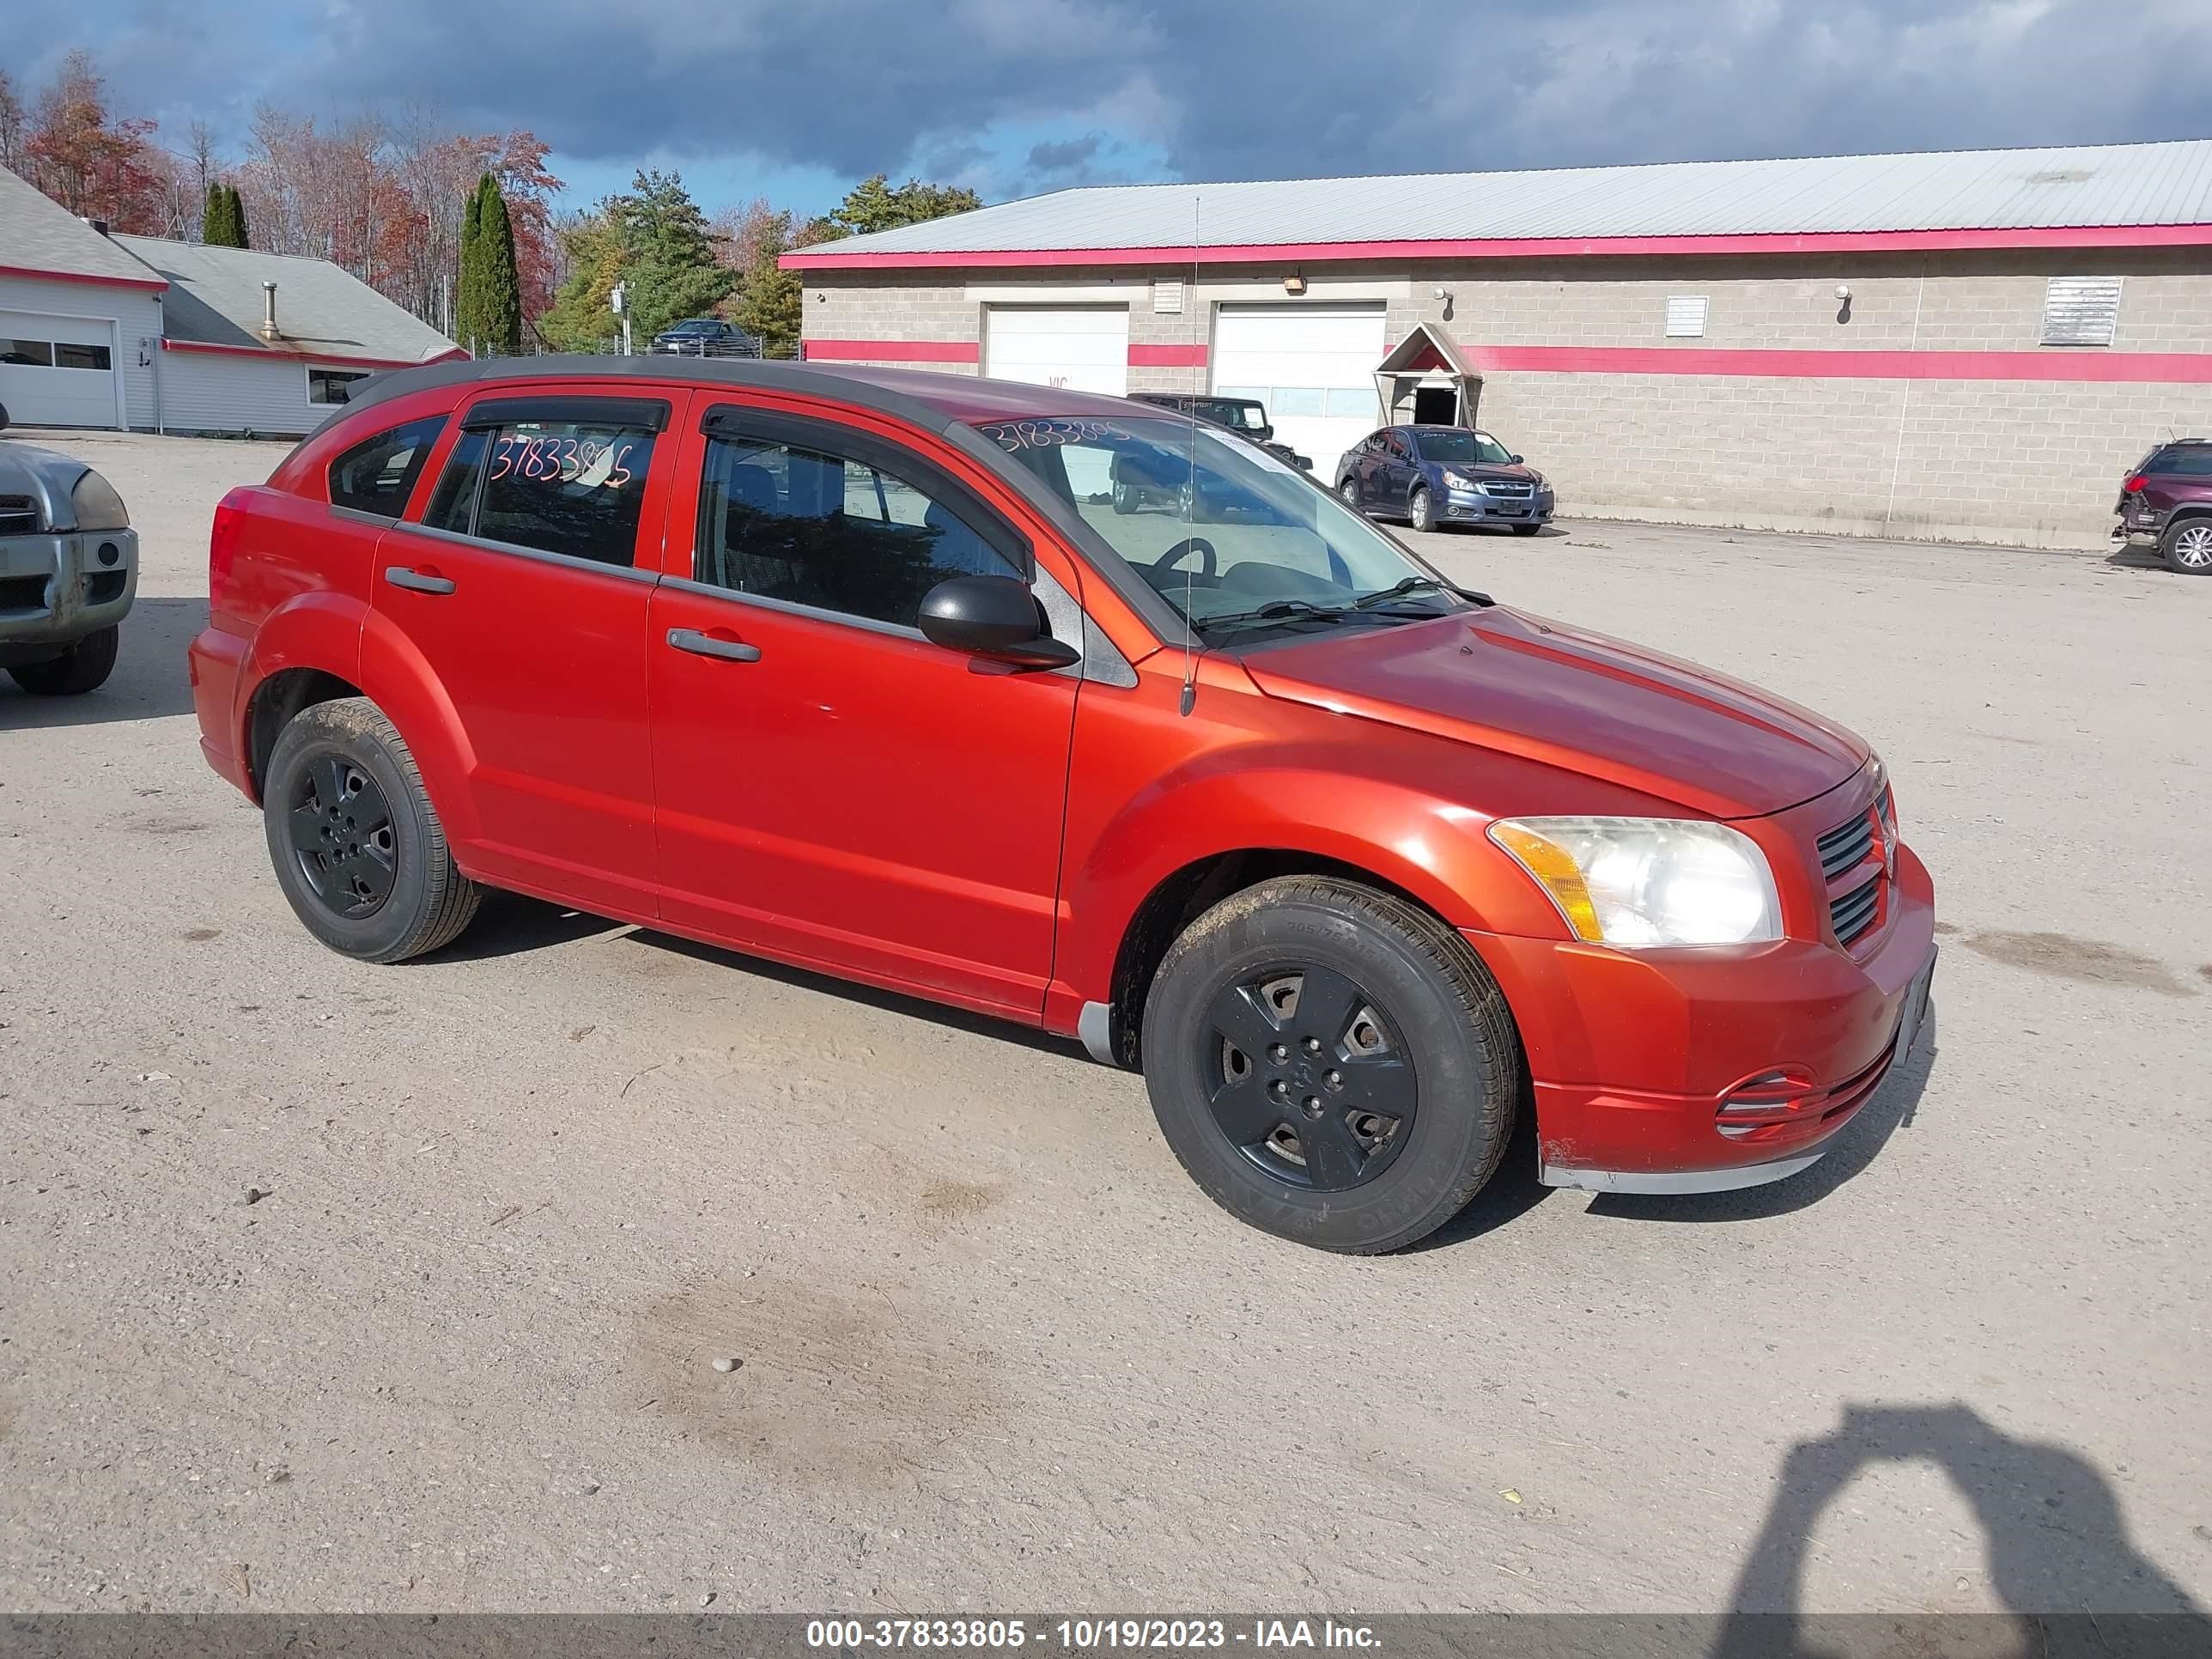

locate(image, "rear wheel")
(262, 697), (481, 962)
(1408, 486), (1437, 534)
(7, 624), (118, 696)
(1139, 876), (1522, 1253)
(2163, 517), (2212, 574)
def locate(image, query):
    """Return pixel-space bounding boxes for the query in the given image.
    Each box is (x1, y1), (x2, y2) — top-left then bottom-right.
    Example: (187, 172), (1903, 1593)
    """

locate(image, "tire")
(1408, 486), (1437, 534)
(1510, 522), (1543, 538)
(2162, 517), (2212, 574)
(1139, 876), (1522, 1253)
(7, 624), (118, 696)
(1112, 479), (1137, 515)
(262, 697), (482, 963)
(1340, 477), (1364, 514)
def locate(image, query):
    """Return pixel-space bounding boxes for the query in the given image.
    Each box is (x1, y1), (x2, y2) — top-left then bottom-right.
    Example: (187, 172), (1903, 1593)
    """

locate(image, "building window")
(2042, 276), (2123, 346)
(308, 367), (371, 404)
(1664, 295), (1709, 338)
(3, 338), (110, 370)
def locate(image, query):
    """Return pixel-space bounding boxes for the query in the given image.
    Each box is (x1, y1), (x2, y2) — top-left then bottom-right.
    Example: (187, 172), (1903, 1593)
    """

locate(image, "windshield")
(1412, 428), (1515, 465)
(669, 319), (718, 335)
(975, 414), (1471, 647)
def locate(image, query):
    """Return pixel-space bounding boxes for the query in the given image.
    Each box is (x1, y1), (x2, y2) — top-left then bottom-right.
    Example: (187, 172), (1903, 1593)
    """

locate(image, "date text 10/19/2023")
(805, 1620), (1382, 1650)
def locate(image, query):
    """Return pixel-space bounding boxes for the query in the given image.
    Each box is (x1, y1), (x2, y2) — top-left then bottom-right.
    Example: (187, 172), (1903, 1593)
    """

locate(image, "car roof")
(335, 354), (1145, 432)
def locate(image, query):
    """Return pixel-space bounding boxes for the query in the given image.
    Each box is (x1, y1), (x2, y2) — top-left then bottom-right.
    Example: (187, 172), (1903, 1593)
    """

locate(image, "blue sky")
(7, 1), (2209, 222)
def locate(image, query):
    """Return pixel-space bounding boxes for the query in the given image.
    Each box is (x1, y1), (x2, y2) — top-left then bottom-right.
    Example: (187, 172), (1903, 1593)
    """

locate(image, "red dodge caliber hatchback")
(191, 359), (1936, 1252)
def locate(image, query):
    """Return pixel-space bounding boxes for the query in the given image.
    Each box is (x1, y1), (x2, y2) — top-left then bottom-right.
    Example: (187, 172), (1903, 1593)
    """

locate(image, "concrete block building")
(784, 141), (2212, 548)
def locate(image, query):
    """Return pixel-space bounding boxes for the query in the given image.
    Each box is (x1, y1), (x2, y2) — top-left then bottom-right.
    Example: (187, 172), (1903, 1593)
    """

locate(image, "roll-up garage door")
(982, 306), (1129, 397)
(0, 309), (121, 428)
(1211, 303), (1385, 479)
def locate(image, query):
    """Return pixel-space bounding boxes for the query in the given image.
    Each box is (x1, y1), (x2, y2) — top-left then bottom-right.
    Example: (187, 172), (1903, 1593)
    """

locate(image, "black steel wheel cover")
(1198, 962), (1417, 1191)
(286, 750), (398, 920)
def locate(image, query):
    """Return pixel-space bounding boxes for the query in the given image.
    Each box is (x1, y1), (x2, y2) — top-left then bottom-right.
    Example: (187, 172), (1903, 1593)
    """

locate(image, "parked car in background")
(650, 318), (763, 358)
(0, 439), (137, 695)
(2112, 438), (2212, 574)
(1130, 392), (1312, 471)
(1339, 426), (1553, 536)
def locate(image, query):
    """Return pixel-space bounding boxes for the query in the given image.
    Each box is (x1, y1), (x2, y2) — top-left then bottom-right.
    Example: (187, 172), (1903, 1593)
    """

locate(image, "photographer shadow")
(1715, 1403), (2208, 1658)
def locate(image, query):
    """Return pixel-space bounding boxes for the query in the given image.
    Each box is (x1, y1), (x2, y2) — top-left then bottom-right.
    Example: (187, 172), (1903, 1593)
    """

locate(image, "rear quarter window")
(327, 416), (447, 517)
(2149, 447), (2212, 477)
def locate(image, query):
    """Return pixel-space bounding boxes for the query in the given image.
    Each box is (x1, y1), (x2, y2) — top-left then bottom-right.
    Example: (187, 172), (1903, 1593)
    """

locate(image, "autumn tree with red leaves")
(18, 50), (166, 232)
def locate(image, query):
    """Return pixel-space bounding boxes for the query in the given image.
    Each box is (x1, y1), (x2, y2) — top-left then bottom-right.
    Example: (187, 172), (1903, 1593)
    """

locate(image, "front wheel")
(1111, 478), (1137, 515)
(1340, 477), (1364, 514)
(1407, 486), (1437, 534)
(1510, 522), (1543, 538)
(7, 624), (118, 696)
(2163, 517), (2212, 574)
(262, 697), (482, 963)
(1140, 877), (1523, 1253)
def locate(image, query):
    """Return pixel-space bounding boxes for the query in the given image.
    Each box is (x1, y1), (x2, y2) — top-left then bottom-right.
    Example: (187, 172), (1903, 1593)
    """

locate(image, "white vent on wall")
(1664, 295), (1710, 338)
(2043, 276), (2123, 346)
(1153, 279), (1184, 315)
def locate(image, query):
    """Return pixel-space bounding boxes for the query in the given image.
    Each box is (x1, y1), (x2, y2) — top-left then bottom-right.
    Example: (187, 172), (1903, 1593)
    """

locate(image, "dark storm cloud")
(15, 0), (2212, 195)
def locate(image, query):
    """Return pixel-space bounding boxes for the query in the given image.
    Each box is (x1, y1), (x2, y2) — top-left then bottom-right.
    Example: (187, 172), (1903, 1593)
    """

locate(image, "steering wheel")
(1154, 537), (1217, 580)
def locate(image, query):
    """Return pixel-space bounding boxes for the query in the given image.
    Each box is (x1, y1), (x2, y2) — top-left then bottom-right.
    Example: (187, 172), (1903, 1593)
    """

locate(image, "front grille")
(1815, 812), (1875, 880)
(1831, 873), (1881, 946)
(0, 495), (40, 535)
(1481, 480), (1535, 498)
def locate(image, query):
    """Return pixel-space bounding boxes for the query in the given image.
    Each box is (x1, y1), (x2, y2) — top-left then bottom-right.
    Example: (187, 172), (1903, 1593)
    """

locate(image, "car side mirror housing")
(1510, 453), (1523, 464)
(917, 575), (1080, 668)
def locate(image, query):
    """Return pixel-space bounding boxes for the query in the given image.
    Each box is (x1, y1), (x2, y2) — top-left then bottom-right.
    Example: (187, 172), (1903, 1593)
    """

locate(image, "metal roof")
(112, 235), (460, 365)
(0, 163), (169, 287)
(794, 140), (2212, 260)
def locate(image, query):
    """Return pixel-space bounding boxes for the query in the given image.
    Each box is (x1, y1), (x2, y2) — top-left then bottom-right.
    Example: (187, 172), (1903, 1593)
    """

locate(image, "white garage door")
(1212, 303), (1386, 479)
(983, 307), (1129, 397)
(0, 308), (121, 428)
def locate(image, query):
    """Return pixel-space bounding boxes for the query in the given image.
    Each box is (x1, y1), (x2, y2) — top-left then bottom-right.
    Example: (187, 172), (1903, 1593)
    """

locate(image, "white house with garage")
(2, 161), (462, 438)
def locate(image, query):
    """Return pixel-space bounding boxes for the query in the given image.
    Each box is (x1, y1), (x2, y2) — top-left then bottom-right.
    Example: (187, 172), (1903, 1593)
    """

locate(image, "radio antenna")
(1179, 191), (1200, 718)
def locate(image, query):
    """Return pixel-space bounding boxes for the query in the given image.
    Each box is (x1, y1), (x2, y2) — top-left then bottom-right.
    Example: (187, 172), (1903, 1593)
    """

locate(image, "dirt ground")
(2, 426), (2208, 1616)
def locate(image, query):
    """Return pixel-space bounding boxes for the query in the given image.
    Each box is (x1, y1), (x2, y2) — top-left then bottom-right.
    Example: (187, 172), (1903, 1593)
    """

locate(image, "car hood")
(1242, 607), (1869, 819)
(0, 440), (90, 532)
(1432, 460), (1540, 484)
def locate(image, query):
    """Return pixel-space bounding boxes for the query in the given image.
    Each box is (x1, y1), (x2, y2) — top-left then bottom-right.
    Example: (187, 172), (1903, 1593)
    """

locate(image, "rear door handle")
(666, 627), (762, 664)
(384, 566), (456, 595)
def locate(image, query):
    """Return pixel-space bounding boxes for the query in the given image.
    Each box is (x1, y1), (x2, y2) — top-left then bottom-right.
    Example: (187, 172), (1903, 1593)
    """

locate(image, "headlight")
(1489, 817), (1783, 947)
(70, 470), (130, 531)
(1443, 470), (1474, 490)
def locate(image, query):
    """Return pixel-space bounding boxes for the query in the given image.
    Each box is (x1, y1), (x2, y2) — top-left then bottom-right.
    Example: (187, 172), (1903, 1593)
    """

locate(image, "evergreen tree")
(455, 176), (486, 353)
(477, 176), (522, 356)
(608, 169), (734, 343)
(203, 180), (247, 247)
(825, 173), (981, 238)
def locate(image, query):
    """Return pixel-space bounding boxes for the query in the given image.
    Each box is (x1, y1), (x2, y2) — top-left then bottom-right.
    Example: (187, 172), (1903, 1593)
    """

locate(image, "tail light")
(2124, 473), (2148, 495)
(208, 486), (252, 613)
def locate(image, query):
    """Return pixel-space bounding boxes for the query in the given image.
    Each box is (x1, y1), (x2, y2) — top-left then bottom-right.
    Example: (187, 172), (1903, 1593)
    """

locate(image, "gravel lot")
(3, 427), (2209, 1617)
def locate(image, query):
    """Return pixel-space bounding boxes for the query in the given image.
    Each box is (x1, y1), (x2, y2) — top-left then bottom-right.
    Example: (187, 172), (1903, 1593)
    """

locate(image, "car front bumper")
(1462, 840), (1937, 1194)
(1442, 487), (1554, 525)
(0, 527), (138, 661)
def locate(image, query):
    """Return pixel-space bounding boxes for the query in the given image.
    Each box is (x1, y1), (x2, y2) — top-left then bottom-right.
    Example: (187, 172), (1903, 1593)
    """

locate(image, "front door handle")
(666, 627), (762, 664)
(384, 566), (456, 595)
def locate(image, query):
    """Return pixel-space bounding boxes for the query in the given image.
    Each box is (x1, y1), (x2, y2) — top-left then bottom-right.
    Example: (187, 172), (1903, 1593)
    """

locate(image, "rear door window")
(328, 416), (447, 517)
(428, 395), (669, 567)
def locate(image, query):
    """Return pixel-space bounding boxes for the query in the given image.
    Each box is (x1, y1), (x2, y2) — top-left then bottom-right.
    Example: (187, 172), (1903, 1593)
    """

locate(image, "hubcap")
(287, 752), (397, 920)
(1202, 963), (1416, 1192)
(2176, 524), (2212, 567)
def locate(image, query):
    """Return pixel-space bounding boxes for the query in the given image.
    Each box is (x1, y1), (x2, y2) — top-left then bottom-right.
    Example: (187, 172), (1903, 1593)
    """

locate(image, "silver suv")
(0, 440), (137, 696)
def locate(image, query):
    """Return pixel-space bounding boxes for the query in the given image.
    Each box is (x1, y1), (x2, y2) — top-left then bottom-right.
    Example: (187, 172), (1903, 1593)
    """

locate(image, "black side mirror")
(1510, 453), (1523, 464)
(917, 575), (1079, 668)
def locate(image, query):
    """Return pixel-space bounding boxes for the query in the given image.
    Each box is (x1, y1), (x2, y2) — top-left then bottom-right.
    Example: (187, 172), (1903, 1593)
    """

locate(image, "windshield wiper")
(1347, 574), (1488, 611)
(1200, 599), (1353, 635)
